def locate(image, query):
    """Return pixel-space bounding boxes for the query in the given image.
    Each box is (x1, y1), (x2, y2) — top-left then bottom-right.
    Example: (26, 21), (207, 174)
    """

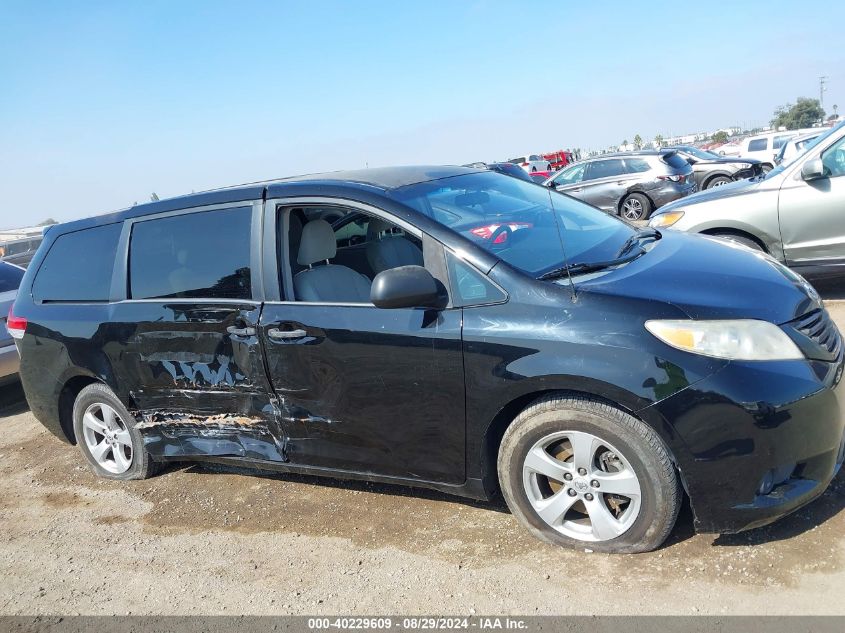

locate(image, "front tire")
(72, 383), (159, 480)
(620, 193), (652, 221)
(497, 394), (681, 553)
(705, 175), (732, 188)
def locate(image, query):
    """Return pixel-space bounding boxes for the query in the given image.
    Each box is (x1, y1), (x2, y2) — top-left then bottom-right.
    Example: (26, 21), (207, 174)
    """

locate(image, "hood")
(694, 156), (760, 166)
(657, 175), (768, 214)
(576, 231), (820, 324)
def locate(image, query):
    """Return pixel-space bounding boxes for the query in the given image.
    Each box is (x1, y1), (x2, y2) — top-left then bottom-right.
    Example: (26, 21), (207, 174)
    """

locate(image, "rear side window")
(0, 263), (25, 293)
(32, 223), (122, 302)
(660, 153), (690, 169)
(624, 158), (652, 173)
(585, 159), (626, 180)
(129, 206), (252, 300)
(748, 138), (768, 152)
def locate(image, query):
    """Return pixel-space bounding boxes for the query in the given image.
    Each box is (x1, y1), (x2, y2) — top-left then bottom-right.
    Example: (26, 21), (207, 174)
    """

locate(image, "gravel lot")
(2, 303), (845, 616)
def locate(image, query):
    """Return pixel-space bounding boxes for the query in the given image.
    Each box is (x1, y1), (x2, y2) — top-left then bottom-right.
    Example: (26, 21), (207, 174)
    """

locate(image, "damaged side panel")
(104, 301), (287, 462)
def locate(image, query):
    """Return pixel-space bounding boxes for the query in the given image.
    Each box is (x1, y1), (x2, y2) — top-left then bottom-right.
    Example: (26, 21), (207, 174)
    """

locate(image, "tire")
(72, 383), (160, 480)
(710, 232), (763, 251)
(497, 394), (681, 554)
(620, 193), (652, 221)
(705, 175), (732, 189)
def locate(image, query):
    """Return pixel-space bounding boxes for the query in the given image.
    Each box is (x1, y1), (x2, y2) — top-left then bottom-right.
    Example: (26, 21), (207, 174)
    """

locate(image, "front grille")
(791, 309), (843, 361)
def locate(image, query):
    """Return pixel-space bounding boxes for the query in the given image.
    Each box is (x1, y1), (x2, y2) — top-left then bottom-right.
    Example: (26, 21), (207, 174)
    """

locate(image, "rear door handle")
(268, 328), (307, 340)
(227, 325), (256, 337)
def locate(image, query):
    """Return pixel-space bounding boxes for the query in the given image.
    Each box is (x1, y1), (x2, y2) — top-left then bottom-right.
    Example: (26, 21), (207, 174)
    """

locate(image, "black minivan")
(11, 166), (845, 553)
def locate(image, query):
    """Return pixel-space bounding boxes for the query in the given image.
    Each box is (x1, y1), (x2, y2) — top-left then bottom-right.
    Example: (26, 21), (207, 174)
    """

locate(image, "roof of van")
(51, 165), (483, 235)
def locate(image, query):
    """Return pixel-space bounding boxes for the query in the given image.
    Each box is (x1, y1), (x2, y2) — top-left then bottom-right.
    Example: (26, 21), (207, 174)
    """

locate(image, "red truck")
(542, 150), (574, 171)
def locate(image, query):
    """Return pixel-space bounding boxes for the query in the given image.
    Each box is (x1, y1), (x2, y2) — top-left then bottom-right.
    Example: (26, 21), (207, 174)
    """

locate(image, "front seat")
(294, 220), (371, 303)
(365, 218), (424, 275)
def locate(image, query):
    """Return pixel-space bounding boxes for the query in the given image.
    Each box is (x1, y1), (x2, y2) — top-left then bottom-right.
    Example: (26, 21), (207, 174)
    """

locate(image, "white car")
(774, 132), (822, 166)
(508, 154), (551, 173)
(735, 128), (818, 170)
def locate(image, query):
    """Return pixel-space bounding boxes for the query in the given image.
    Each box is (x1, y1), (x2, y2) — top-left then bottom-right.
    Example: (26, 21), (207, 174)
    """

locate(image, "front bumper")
(647, 355), (845, 533)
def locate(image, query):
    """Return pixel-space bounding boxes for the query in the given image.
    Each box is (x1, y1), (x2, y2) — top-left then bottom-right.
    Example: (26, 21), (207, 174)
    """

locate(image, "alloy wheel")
(621, 198), (644, 220)
(522, 430), (642, 542)
(81, 402), (133, 474)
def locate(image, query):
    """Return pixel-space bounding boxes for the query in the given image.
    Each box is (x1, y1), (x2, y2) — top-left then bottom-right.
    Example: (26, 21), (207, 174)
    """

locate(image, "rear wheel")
(498, 394), (681, 553)
(72, 383), (159, 480)
(620, 193), (652, 221)
(706, 175), (732, 188)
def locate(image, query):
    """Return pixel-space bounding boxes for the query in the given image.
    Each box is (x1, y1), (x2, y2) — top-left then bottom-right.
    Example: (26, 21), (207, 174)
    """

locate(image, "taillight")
(522, 162), (529, 166)
(6, 307), (26, 340)
(657, 174), (684, 183)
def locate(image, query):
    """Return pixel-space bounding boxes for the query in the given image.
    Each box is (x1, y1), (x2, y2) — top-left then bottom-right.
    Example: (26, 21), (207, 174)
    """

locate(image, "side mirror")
(686, 157), (697, 165)
(371, 265), (446, 310)
(801, 158), (826, 181)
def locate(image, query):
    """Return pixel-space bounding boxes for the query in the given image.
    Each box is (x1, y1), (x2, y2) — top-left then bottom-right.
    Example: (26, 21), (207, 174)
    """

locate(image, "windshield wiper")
(615, 227), (661, 257)
(538, 250), (645, 281)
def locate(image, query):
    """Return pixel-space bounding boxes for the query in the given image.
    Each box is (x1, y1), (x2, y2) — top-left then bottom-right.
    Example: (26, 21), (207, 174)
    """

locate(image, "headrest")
(297, 219), (336, 266)
(367, 217), (393, 240)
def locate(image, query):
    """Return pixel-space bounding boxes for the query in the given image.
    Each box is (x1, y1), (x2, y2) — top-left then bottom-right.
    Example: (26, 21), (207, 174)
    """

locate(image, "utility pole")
(820, 76), (829, 108)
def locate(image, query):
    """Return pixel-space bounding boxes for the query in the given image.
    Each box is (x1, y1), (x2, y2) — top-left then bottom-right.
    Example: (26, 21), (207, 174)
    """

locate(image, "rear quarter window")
(32, 223), (122, 302)
(624, 158), (652, 173)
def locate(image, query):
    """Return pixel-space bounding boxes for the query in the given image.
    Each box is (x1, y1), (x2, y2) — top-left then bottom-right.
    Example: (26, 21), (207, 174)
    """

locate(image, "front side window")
(391, 171), (634, 278)
(552, 163), (586, 186)
(821, 135), (845, 178)
(129, 207), (252, 300)
(32, 223), (122, 302)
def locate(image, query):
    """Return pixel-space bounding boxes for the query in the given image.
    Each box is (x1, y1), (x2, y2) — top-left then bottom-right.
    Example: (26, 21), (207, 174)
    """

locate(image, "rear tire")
(705, 175), (732, 188)
(497, 394), (681, 554)
(620, 193), (652, 221)
(72, 383), (160, 480)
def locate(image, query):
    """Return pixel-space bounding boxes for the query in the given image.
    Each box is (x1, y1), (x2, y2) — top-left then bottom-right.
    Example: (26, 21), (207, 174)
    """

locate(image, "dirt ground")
(2, 304), (845, 616)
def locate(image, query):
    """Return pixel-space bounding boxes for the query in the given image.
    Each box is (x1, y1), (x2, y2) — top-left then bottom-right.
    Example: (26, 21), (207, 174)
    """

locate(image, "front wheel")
(72, 383), (160, 480)
(498, 395), (681, 553)
(620, 193), (652, 221)
(705, 175), (732, 188)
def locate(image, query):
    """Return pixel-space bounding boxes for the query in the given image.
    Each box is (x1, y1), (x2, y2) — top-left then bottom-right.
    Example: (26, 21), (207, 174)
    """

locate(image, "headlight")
(645, 319), (803, 361)
(649, 210), (685, 228)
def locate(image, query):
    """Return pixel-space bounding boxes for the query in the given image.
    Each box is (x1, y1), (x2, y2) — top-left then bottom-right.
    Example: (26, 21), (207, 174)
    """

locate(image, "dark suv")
(543, 151), (695, 220)
(11, 166), (845, 553)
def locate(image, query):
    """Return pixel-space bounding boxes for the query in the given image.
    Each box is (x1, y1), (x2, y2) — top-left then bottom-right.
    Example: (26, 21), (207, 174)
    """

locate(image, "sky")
(1, 1), (843, 228)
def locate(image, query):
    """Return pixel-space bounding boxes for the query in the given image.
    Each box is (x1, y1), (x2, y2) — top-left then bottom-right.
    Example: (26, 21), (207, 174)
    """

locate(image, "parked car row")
(651, 119), (845, 281)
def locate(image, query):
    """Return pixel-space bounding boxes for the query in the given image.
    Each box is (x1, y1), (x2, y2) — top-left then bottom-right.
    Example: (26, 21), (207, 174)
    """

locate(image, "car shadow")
(712, 471), (845, 547)
(183, 460), (512, 514)
(0, 380), (29, 417)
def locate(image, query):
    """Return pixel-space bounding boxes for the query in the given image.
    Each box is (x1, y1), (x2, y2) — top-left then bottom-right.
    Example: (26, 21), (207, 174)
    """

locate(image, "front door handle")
(227, 325), (256, 337)
(268, 328), (307, 340)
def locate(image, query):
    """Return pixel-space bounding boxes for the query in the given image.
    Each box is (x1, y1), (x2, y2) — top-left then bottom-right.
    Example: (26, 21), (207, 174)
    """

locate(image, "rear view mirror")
(801, 158), (826, 181)
(371, 265), (446, 310)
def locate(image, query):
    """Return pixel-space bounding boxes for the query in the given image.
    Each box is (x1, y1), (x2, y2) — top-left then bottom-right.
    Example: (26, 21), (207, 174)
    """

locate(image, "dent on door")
(107, 302), (288, 462)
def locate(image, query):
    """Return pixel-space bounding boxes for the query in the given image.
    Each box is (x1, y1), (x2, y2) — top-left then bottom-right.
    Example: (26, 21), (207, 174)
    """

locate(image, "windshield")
(389, 171), (635, 277)
(682, 146), (720, 160)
